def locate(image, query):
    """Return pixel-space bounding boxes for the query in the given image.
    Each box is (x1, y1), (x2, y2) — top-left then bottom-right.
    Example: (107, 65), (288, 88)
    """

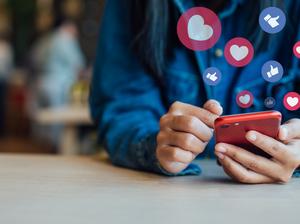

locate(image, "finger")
(161, 130), (207, 154)
(216, 153), (274, 184)
(279, 119), (300, 141)
(203, 99), (223, 116)
(169, 102), (220, 128)
(157, 146), (195, 164)
(160, 115), (213, 142)
(245, 130), (287, 163)
(215, 143), (282, 180)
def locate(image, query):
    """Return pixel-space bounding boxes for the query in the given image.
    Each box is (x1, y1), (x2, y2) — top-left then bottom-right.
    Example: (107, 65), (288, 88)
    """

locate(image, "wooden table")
(34, 106), (92, 154)
(0, 154), (299, 224)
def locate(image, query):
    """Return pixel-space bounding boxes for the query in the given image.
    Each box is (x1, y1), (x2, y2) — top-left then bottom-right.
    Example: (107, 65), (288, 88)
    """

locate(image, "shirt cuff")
(293, 168), (300, 178)
(139, 132), (201, 176)
(156, 162), (202, 176)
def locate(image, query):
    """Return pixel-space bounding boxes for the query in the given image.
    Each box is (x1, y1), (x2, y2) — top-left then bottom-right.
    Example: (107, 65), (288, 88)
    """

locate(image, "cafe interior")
(0, 0), (103, 155)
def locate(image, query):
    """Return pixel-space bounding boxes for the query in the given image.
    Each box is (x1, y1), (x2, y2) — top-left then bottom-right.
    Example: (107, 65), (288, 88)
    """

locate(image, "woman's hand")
(156, 100), (223, 174)
(215, 119), (300, 184)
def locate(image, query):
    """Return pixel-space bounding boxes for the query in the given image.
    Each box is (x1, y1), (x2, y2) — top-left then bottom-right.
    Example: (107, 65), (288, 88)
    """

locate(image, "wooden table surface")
(0, 154), (299, 224)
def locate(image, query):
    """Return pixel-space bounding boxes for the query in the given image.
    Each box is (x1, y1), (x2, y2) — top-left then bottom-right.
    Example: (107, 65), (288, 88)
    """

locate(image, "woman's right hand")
(156, 100), (223, 174)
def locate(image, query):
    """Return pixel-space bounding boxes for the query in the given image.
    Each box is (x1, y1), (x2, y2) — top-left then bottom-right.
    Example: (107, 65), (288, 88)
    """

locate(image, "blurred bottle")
(70, 67), (91, 107)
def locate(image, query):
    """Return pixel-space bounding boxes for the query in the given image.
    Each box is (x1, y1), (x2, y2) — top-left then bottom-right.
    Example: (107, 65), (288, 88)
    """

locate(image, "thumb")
(279, 119), (300, 141)
(273, 16), (280, 20)
(270, 65), (274, 70)
(203, 100), (223, 116)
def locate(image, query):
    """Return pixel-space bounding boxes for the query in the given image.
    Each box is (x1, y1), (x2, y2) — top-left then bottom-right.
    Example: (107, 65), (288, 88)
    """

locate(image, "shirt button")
(215, 48), (223, 58)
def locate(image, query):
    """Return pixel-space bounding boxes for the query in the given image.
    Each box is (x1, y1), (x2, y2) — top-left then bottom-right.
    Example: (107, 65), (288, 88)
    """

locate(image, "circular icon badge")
(293, 41), (300, 58)
(264, 97), (276, 109)
(202, 67), (222, 86)
(236, 90), (254, 108)
(224, 37), (254, 67)
(259, 7), (286, 34)
(177, 7), (222, 51)
(261, 60), (284, 83)
(283, 92), (300, 111)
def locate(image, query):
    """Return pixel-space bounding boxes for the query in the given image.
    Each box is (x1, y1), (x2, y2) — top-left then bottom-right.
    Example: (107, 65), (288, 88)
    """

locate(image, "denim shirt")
(90, 0), (300, 176)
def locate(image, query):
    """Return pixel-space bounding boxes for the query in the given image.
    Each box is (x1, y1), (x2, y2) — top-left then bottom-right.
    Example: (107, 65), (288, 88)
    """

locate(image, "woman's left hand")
(215, 119), (300, 184)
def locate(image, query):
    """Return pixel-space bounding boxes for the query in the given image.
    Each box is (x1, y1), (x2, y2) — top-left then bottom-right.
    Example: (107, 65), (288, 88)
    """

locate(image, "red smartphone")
(214, 111), (282, 158)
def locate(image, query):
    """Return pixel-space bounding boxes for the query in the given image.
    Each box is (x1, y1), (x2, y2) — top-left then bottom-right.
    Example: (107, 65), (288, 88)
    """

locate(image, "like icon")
(224, 37), (254, 67)
(177, 7), (222, 51)
(264, 97), (276, 109)
(203, 67), (222, 86)
(259, 7), (286, 34)
(236, 90), (254, 108)
(284, 92), (300, 111)
(264, 14), (280, 28)
(261, 60), (283, 83)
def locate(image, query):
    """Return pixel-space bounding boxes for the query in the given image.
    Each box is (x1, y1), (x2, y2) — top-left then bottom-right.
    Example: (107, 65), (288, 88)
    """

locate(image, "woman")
(90, 0), (300, 183)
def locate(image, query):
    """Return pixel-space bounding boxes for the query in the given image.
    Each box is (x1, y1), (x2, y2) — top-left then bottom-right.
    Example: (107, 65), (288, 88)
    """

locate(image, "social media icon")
(177, 7), (222, 51)
(236, 90), (254, 108)
(207, 72), (218, 81)
(264, 97), (276, 109)
(267, 65), (279, 78)
(230, 45), (249, 61)
(293, 41), (300, 58)
(264, 14), (280, 28)
(203, 67), (222, 86)
(188, 15), (213, 41)
(261, 60), (283, 83)
(283, 92), (300, 111)
(259, 7), (286, 34)
(224, 38), (254, 67)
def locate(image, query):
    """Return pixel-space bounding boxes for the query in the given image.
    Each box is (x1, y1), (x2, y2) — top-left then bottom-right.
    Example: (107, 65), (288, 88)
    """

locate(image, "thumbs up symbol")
(266, 65), (279, 78)
(206, 72), (218, 82)
(264, 14), (280, 28)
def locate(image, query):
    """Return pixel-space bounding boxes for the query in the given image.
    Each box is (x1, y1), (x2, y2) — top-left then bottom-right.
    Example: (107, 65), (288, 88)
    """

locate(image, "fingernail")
(215, 103), (223, 114)
(210, 99), (220, 106)
(209, 100), (223, 114)
(215, 152), (225, 160)
(280, 127), (288, 140)
(215, 145), (227, 153)
(247, 132), (257, 141)
(217, 105), (223, 114)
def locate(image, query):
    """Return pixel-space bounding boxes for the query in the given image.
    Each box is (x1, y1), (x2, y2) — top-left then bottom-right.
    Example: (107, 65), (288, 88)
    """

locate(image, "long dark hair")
(131, 0), (285, 77)
(131, 0), (176, 77)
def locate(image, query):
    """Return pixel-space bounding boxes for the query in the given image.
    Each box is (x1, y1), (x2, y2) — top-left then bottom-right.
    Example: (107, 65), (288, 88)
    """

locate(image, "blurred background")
(0, 0), (104, 155)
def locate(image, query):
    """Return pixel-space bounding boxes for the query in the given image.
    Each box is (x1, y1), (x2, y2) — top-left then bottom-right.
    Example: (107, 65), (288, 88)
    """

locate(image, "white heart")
(296, 46), (300, 54)
(188, 15), (213, 41)
(287, 97), (299, 107)
(239, 94), (251, 105)
(230, 45), (249, 61)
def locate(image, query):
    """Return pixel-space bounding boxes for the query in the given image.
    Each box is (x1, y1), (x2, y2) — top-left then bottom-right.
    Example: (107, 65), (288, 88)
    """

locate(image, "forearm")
(103, 126), (201, 176)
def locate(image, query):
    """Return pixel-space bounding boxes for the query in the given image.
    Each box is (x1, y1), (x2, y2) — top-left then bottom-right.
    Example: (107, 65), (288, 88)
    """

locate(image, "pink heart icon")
(284, 92), (300, 111)
(293, 41), (300, 58)
(236, 90), (254, 108)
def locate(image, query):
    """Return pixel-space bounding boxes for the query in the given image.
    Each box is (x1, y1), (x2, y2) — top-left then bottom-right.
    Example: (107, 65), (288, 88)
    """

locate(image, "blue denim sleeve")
(89, 0), (201, 176)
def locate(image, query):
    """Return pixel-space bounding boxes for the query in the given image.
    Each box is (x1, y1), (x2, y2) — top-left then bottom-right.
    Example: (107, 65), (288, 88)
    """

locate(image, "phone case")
(214, 111), (282, 157)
